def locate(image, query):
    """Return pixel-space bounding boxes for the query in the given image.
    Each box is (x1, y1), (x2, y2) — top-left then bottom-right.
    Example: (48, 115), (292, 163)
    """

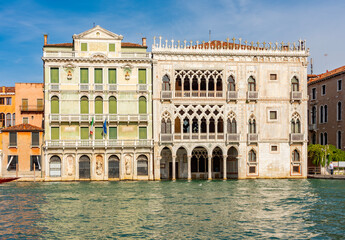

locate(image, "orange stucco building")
(0, 86), (15, 150)
(0, 124), (43, 180)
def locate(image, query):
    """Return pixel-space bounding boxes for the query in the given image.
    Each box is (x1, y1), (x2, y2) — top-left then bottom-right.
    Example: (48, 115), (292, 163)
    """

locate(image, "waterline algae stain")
(0, 180), (344, 239)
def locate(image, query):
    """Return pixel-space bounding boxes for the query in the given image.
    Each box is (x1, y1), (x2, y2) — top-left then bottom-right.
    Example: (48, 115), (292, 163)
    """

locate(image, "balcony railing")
(94, 84), (103, 91)
(45, 139), (153, 148)
(247, 91), (258, 101)
(291, 91), (302, 102)
(137, 84), (149, 92)
(108, 84), (118, 91)
(79, 84), (89, 91)
(290, 133), (304, 144)
(174, 91), (223, 98)
(50, 114), (149, 123)
(20, 105), (44, 112)
(172, 133), (225, 141)
(161, 91), (172, 100)
(227, 133), (240, 144)
(247, 133), (258, 144)
(43, 51), (151, 58)
(160, 134), (173, 143)
(50, 84), (59, 91)
(308, 124), (317, 131)
(227, 91), (238, 101)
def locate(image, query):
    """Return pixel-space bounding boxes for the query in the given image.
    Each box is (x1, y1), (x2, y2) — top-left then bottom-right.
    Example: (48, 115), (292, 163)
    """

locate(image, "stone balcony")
(247, 133), (258, 144)
(173, 133), (225, 141)
(226, 91), (238, 102)
(161, 91), (172, 101)
(160, 133), (173, 143)
(45, 139), (153, 149)
(290, 133), (304, 144)
(226, 133), (240, 144)
(174, 90), (223, 98)
(247, 91), (258, 101)
(291, 91), (302, 102)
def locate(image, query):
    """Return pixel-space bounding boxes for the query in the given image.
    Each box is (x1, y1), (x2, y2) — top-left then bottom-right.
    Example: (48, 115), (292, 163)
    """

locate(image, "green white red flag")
(90, 117), (94, 135)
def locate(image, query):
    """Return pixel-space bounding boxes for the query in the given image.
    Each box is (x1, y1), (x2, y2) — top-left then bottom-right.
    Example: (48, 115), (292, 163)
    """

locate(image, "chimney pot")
(44, 34), (48, 46)
(142, 37), (147, 47)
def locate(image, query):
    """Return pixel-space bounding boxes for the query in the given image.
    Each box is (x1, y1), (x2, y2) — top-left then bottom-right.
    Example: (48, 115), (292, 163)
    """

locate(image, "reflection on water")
(0, 180), (344, 239)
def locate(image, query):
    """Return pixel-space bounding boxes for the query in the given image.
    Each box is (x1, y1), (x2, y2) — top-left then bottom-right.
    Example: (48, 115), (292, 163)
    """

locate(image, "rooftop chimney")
(142, 37), (147, 47)
(44, 34), (48, 45)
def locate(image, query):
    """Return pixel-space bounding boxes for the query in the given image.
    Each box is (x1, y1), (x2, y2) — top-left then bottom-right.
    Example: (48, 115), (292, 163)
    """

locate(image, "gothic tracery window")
(291, 113), (301, 133)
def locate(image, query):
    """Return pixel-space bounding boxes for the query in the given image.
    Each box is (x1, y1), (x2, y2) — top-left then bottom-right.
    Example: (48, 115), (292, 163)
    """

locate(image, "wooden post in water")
(16, 163), (18, 178)
(34, 164), (36, 182)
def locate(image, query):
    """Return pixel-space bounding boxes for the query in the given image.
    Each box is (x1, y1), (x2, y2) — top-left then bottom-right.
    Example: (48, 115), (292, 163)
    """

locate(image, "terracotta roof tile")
(0, 87), (15, 93)
(44, 43), (73, 47)
(2, 124), (43, 132)
(121, 42), (146, 48)
(308, 65), (345, 85)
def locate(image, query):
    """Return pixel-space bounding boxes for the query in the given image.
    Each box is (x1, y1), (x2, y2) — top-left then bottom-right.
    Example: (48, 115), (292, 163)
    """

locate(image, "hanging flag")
(103, 119), (107, 135)
(90, 117), (94, 135)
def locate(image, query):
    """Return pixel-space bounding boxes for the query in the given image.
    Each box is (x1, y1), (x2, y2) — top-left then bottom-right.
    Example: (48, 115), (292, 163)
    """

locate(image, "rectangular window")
(7, 155), (18, 171)
(23, 117), (29, 124)
(51, 127), (59, 140)
(249, 166), (256, 174)
(95, 127), (103, 139)
(138, 69), (146, 84)
(50, 68), (59, 83)
(108, 69), (116, 84)
(293, 165), (300, 174)
(9, 132), (17, 146)
(81, 43), (87, 51)
(6, 97), (12, 105)
(109, 127), (117, 139)
(0, 98), (4, 105)
(32, 132), (39, 146)
(109, 43), (115, 52)
(271, 145), (278, 151)
(312, 88), (316, 100)
(80, 68), (89, 83)
(37, 99), (43, 111)
(338, 80), (342, 91)
(139, 127), (147, 139)
(94, 68), (103, 83)
(22, 99), (28, 111)
(321, 85), (326, 95)
(270, 74), (277, 80)
(30, 155), (41, 171)
(269, 111), (277, 120)
(81, 127), (89, 139)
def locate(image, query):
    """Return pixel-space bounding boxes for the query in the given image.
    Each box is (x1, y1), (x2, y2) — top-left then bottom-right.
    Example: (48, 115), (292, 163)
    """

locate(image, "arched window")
(217, 118), (224, 133)
(324, 132), (328, 145)
(175, 76), (182, 91)
(227, 118), (237, 133)
(249, 118), (256, 134)
(324, 105), (328, 122)
(248, 150), (256, 162)
(183, 117), (190, 133)
(49, 155), (61, 177)
(166, 118), (171, 134)
(208, 76), (214, 91)
(161, 119), (166, 134)
(311, 132), (316, 144)
(311, 106), (316, 124)
(80, 96), (89, 114)
(108, 155), (120, 178)
(291, 118), (301, 133)
(200, 76), (206, 91)
(248, 76), (256, 91)
(209, 118), (215, 133)
(51, 96), (59, 114)
(192, 117), (198, 133)
(192, 76), (198, 91)
(292, 150), (300, 162)
(338, 102), (342, 121)
(6, 113), (11, 127)
(175, 117), (181, 133)
(162, 75), (170, 91)
(184, 76), (190, 91)
(12, 113), (15, 126)
(137, 155), (148, 176)
(95, 96), (103, 114)
(109, 96), (117, 114)
(291, 76), (299, 91)
(320, 133), (324, 145)
(201, 117), (207, 133)
(337, 131), (342, 149)
(228, 76), (235, 91)
(320, 106), (324, 123)
(79, 155), (91, 179)
(0, 113), (4, 128)
(139, 96), (147, 114)
(216, 77), (222, 91)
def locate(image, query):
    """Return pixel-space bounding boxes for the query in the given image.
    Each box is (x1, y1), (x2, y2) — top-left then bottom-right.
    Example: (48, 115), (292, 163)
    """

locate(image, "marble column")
(172, 155), (176, 180)
(223, 155), (227, 180)
(187, 155), (191, 180)
(208, 155), (212, 180)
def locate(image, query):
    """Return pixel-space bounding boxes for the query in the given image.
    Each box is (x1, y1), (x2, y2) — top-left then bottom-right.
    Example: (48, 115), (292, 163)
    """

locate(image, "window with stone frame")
(9, 132), (17, 146)
(338, 80), (342, 91)
(292, 149), (301, 174)
(30, 155), (41, 171)
(7, 155), (18, 171)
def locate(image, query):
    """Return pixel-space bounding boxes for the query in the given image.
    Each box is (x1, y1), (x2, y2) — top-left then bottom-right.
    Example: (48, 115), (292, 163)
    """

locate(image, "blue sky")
(1, 0), (344, 85)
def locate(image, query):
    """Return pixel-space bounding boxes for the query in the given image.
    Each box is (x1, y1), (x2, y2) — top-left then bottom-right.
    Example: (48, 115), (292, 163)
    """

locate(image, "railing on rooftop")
(45, 139), (153, 148)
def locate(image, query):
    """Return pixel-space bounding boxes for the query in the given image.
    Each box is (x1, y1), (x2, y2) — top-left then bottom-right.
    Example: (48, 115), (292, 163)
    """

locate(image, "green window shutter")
(108, 69), (116, 84)
(81, 43), (87, 51)
(51, 127), (59, 140)
(109, 43), (115, 52)
(95, 127), (103, 139)
(51, 97), (59, 114)
(109, 97), (117, 114)
(80, 68), (89, 83)
(138, 69), (146, 84)
(95, 97), (103, 114)
(50, 68), (59, 83)
(80, 98), (89, 114)
(95, 69), (103, 83)
(139, 127), (147, 139)
(109, 127), (117, 139)
(139, 97), (147, 114)
(81, 127), (89, 139)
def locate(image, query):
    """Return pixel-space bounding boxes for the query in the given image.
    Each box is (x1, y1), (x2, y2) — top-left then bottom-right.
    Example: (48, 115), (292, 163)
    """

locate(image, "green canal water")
(0, 179), (344, 239)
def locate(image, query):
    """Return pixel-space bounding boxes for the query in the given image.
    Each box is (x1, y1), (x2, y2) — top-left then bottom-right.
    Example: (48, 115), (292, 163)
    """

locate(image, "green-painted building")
(43, 26), (153, 180)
